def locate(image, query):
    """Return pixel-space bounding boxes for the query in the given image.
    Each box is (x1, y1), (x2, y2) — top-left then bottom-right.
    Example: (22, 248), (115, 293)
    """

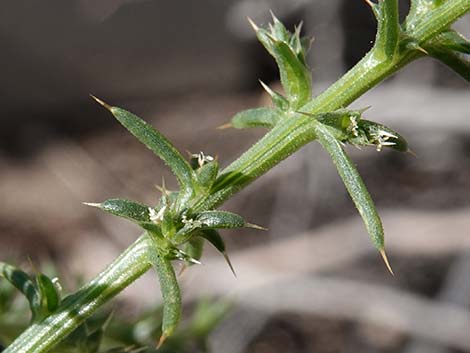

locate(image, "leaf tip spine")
(246, 223), (268, 231)
(247, 17), (259, 32)
(380, 248), (394, 276)
(156, 333), (168, 349)
(83, 202), (101, 208)
(90, 94), (112, 110)
(217, 122), (233, 130)
(223, 252), (237, 278)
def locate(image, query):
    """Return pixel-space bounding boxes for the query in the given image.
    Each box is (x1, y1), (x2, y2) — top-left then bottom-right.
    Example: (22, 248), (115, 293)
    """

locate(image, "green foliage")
(249, 13), (312, 110)
(4, 1), (470, 352)
(300, 109), (409, 152)
(0, 262), (61, 323)
(83, 103), (264, 344)
(367, 0), (400, 60)
(0, 265), (229, 352)
(230, 107), (281, 130)
(423, 30), (470, 81)
(403, 0), (470, 81)
(311, 121), (385, 252)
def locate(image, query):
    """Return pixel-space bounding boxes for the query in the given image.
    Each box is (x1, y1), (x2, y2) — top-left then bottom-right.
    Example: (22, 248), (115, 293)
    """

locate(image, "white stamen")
(349, 115), (359, 137)
(197, 151), (214, 167)
(149, 206), (165, 223)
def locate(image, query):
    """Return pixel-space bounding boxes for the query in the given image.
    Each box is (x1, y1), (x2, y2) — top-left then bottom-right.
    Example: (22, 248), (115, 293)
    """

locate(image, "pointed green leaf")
(266, 38), (312, 108)
(312, 120), (385, 251)
(433, 30), (470, 53)
(314, 109), (363, 141)
(372, 0), (400, 60)
(85, 199), (163, 233)
(200, 229), (236, 276)
(300, 110), (409, 152)
(268, 12), (290, 44)
(424, 43), (470, 81)
(37, 274), (60, 313)
(146, 238), (182, 345)
(259, 80), (290, 111)
(197, 160), (219, 191)
(0, 262), (41, 321)
(354, 119), (409, 152)
(92, 97), (195, 203)
(252, 18), (312, 109)
(196, 211), (246, 229)
(86, 199), (149, 222)
(200, 229), (226, 253)
(231, 107), (281, 129)
(183, 237), (205, 267)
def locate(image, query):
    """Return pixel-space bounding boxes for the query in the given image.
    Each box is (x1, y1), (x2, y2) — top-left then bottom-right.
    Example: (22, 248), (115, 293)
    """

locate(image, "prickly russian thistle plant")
(2, 1), (469, 352)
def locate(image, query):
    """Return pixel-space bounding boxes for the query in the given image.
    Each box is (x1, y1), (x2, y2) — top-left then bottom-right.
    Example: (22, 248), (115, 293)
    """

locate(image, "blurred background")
(0, 0), (469, 352)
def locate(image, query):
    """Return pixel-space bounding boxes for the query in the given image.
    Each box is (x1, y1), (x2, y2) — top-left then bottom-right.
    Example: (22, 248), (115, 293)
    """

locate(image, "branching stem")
(5, 1), (469, 352)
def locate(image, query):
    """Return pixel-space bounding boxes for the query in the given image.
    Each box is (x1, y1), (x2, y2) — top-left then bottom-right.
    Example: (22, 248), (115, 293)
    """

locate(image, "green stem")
(409, 0), (470, 43)
(203, 49), (416, 208)
(5, 1), (469, 352)
(4, 236), (151, 353)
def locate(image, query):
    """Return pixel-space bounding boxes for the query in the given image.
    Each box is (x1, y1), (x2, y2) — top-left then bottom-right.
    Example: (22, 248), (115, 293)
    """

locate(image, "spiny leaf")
(250, 17), (312, 109)
(424, 42), (470, 81)
(421, 29), (470, 81)
(299, 110), (409, 152)
(85, 199), (150, 223)
(146, 236), (182, 348)
(433, 30), (470, 54)
(0, 263), (63, 322)
(0, 262), (40, 321)
(37, 274), (60, 313)
(196, 159), (219, 191)
(231, 107), (281, 130)
(84, 199), (162, 233)
(200, 229), (226, 253)
(91, 96), (195, 205)
(311, 121), (393, 274)
(259, 80), (290, 111)
(172, 210), (256, 244)
(196, 211), (246, 229)
(354, 119), (409, 152)
(200, 229), (236, 277)
(312, 109), (363, 141)
(266, 38), (312, 108)
(370, 0), (400, 60)
(183, 237), (204, 268)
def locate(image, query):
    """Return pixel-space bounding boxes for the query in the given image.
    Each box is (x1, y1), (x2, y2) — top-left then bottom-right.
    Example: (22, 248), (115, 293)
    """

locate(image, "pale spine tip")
(223, 252), (237, 278)
(217, 122), (233, 130)
(380, 249), (394, 276)
(246, 223), (268, 231)
(156, 333), (168, 349)
(90, 94), (112, 110)
(259, 80), (274, 95)
(83, 202), (101, 208)
(247, 17), (259, 32)
(416, 46), (429, 55)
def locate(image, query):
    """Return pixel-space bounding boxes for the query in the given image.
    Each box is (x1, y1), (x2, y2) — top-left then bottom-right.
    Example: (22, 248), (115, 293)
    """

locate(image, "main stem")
(6, 2), (469, 352)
